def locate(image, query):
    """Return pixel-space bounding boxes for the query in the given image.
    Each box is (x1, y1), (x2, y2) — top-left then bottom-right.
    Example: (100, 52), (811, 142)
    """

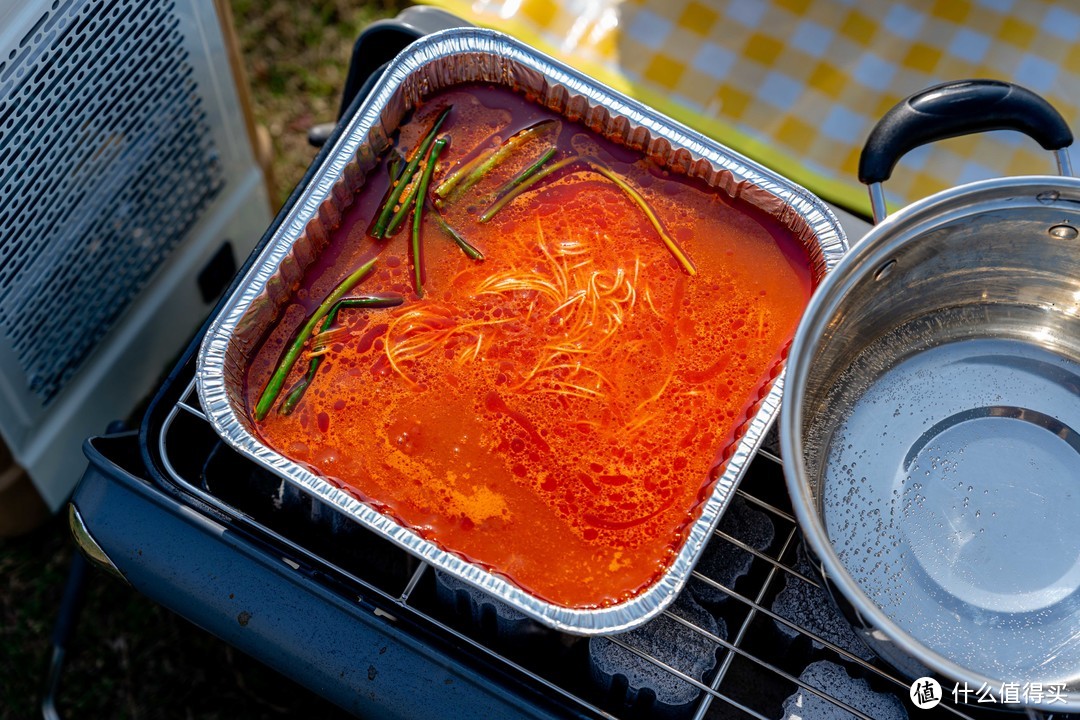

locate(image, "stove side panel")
(71, 440), (576, 720)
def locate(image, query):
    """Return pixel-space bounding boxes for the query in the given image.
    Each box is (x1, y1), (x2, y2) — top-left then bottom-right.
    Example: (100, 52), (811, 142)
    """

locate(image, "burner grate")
(159, 378), (1030, 720)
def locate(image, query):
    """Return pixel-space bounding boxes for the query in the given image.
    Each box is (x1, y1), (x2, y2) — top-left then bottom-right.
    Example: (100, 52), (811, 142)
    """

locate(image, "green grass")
(0, 1), (404, 717)
(232, 0), (408, 207)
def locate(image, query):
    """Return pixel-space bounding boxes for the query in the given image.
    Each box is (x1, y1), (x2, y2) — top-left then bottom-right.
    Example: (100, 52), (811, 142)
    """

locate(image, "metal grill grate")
(158, 378), (1048, 720)
(0, 0), (223, 404)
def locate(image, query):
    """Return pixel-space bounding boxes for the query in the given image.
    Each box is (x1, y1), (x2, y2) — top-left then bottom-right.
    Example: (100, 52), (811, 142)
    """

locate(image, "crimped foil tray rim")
(197, 27), (848, 635)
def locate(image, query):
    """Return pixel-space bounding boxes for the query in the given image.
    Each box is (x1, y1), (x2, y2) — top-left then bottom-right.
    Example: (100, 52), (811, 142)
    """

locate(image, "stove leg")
(41, 551), (89, 720)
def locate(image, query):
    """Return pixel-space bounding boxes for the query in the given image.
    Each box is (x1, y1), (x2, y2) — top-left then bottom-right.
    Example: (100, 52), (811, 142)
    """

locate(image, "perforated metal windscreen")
(0, 0), (223, 405)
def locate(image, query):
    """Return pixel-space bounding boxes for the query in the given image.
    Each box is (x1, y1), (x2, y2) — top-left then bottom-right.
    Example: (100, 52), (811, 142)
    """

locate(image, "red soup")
(245, 84), (814, 608)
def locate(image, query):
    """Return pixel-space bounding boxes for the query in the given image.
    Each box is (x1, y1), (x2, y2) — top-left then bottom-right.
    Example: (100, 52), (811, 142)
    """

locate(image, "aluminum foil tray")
(197, 28), (848, 635)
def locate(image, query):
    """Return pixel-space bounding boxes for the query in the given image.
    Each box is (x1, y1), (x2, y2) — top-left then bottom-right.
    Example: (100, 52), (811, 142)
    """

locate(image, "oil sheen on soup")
(246, 85), (814, 609)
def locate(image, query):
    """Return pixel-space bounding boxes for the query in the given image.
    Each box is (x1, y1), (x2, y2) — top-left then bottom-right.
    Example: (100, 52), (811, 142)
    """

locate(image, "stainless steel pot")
(781, 80), (1080, 709)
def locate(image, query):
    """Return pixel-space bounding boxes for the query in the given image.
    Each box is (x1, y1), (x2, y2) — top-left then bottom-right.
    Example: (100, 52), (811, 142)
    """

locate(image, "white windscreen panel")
(0, 0), (224, 405)
(0, 0), (271, 508)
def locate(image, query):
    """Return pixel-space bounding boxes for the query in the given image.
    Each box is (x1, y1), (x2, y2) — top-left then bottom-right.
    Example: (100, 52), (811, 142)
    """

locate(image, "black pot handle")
(858, 79), (1074, 222)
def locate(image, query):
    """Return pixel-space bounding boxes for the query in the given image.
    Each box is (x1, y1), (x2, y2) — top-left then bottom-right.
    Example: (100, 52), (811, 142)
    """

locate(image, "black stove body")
(68, 10), (1018, 720)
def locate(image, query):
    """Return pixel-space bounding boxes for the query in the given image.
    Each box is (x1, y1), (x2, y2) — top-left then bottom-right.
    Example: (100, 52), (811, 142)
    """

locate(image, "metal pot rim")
(780, 173), (1080, 709)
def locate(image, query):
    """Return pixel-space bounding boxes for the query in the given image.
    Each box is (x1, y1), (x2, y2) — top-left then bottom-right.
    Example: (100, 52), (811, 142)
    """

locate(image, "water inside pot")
(812, 303), (1080, 683)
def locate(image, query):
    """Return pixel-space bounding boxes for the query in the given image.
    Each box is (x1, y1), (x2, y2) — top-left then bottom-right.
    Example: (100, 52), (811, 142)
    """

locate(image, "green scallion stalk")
(385, 134), (453, 236)
(370, 106), (451, 239)
(492, 145), (556, 198)
(479, 155), (580, 223)
(385, 179), (420, 236)
(280, 367), (318, 416)
(433, 145), (496, 200)
(454, 119), (557, 197)
(279, 324), (332, 416)
(279, 294), (405, 415)
(426, 199), (484, 261)
(586, 161), (697, 276)
(334, 294), (407, 310)
(254, 257), (378, 421)
(410, 136), (448, 296)
(435, 119), (557, 199)
(387, 149), (406, 182)
(477, 155), (697, 276)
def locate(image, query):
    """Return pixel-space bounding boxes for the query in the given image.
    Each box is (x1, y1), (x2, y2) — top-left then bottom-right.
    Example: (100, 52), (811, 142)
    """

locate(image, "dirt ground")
(0, 2), (405, 718)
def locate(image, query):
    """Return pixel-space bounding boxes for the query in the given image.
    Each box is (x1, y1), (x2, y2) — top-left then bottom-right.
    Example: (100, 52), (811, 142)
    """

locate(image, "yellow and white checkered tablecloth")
(424, 0), (1080, 216)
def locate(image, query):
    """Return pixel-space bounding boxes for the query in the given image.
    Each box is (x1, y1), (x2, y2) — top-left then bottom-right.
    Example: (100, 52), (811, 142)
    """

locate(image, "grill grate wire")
(161, 378), (1052, 720)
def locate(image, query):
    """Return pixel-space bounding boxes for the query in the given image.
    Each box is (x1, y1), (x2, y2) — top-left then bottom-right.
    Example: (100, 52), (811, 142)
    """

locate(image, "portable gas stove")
(61, 7), (1048, 720)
